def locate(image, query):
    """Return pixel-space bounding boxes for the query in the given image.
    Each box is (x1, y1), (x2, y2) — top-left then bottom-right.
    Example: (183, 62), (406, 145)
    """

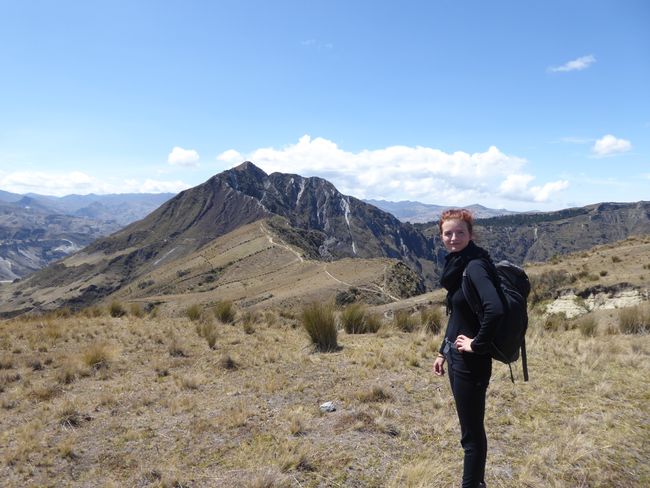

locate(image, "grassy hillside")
(1, 236), (649, 487)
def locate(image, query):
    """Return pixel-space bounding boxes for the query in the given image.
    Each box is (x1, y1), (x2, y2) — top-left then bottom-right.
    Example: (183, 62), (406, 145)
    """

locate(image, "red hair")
(438, 208), (474, 235)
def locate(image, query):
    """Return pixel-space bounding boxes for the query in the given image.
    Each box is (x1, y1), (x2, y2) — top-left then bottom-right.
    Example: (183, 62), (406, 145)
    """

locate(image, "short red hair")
(438, 208), (474, 235)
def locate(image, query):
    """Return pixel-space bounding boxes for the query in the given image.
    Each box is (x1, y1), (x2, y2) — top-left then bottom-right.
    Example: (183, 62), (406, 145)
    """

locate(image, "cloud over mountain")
(168, 146), (200, 167)
(217, 135), (568, 206)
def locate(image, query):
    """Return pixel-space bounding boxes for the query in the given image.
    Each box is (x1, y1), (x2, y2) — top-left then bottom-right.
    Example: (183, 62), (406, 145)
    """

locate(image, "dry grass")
(301, 302), (338, 352)
(0, 294), (648, 486)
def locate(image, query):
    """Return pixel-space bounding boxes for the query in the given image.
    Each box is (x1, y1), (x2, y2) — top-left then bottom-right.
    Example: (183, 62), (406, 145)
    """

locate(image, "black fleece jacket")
(440, 252), (504, 356)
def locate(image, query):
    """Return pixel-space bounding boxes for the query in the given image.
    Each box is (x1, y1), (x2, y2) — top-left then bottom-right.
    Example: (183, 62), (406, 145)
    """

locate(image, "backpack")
(462, 259), (530, 383)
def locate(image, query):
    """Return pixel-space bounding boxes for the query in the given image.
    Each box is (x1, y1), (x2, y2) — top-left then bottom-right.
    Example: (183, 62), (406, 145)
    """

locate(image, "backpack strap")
(521, 336), (529, 382)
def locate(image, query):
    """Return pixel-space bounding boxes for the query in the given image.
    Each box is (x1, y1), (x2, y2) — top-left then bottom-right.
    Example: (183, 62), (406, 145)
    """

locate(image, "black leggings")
(448, 350), (491, 488)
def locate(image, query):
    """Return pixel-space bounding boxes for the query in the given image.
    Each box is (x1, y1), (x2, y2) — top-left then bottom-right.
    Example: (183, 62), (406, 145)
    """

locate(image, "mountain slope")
(0, 162), (436, 314)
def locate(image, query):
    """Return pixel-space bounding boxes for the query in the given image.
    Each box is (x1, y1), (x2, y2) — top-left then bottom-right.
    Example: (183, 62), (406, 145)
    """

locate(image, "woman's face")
(441, 219), (472, 253)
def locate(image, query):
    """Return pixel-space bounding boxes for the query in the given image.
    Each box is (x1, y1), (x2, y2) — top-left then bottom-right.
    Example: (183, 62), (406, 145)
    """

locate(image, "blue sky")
(0, 0), (648, 211)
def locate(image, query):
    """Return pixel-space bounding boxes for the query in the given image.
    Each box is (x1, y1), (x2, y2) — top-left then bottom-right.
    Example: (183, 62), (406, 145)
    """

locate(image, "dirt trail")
(260, 223), (304, 263)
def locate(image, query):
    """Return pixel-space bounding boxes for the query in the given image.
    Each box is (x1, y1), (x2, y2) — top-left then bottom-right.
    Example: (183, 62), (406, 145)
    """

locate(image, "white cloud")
(220, 135), (568, 205)
(217, 149), (243, 163)
(0, 170), (189, 196)
(592, 134), (632, 156)
(549, 54), (596, 72)
(168, 146), (200, 167)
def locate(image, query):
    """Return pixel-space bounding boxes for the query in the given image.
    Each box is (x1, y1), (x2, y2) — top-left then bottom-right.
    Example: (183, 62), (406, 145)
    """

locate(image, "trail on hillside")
(324, 264), (400, 302)
(260, 224), (304, 263)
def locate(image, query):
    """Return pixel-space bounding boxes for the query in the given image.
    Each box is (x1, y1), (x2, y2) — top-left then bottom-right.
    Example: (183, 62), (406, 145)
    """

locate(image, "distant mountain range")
(364, 199), (518, 223)
(0, 191), (174, 281)
(0, 163), (648, 316)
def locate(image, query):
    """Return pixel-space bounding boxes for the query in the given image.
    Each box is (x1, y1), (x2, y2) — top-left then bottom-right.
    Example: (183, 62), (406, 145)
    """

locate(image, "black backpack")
(462, 259), (530, 383)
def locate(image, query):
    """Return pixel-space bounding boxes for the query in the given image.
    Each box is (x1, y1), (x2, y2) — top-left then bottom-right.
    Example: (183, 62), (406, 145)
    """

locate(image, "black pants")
(448, 349), (491, 488)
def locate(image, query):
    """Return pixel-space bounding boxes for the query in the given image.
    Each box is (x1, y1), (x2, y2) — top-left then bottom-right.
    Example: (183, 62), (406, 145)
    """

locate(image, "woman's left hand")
(455, 335), (474, 353)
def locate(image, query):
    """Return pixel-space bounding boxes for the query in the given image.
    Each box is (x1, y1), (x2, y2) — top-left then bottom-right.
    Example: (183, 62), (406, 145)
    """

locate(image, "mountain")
(419, 201), (650, 264)
(1, 162), (648, 317)
(365, 199), (517, 223)
(0, 201), (122, 281)
(22, 192), (175, 226)
(0, 162), (438, 314)
(0, 192), (175, 281)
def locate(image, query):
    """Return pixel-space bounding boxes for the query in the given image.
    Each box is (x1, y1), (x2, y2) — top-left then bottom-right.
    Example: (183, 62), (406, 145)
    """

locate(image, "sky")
(0, 0), (648, 211)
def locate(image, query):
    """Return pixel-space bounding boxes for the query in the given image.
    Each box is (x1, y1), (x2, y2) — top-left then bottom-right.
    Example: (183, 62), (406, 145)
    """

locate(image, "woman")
(433, 209), (503, 488)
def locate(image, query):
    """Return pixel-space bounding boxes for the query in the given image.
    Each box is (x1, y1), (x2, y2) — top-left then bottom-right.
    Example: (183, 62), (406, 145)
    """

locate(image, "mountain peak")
(232, 161), (267, 176)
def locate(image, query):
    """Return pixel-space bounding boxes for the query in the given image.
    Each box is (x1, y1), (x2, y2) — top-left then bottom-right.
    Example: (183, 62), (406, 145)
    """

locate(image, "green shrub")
(611, 256), (622, 263)
(420, 307), (443, 334)
(302, 302), (338, 352)
(394, 310), (417, 332)
(214, 301), (235, 324)
(618, 305), (649, 334)
(578, 316), (598, 337)
(599, 270), (608, 277)
(186, 304), (202, 322)
(109, 301), (126, 318)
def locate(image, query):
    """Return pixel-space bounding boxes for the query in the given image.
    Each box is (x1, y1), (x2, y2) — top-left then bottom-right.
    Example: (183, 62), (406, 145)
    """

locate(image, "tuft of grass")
(214, 300), (236, 324)
(578, 315), (598, 337)
(393, 310), (417, 332)
(82, 305), (103, 318)
(341, 303), (365, 333)
(82, 343), (114, 370)
(302, 302), (338, 352)
(185, 304), (202, 322)
(109, 301), (126, 318)
(129, 303), (144, 318)
(420, 307), (443, 334)
(57, 401), (82, 428)
(542, 313), (566, 332)
(356, 385), (392, 403)
(197, 320), (218, 349)
(219, 354), (238, 370)
(168, 335), (188, 357)
(618, 305), (650, 334)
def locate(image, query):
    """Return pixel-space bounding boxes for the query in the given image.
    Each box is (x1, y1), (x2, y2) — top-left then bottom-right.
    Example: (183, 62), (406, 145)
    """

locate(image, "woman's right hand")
(433, 356), (446, 376)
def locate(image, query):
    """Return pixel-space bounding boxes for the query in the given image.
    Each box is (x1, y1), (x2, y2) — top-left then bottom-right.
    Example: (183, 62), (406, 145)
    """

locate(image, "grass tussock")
(578, 315), (598, 337)
(356, 385), (392, 403)
(109, 300), (127, 318)
(196, 320), (218, 349)
(420, 307), (443, 334)
(301, 302), (338, 352)
(129, 302), (145, 318)
(618, 304), (650, 334)
(214, 300), (236, 324)
(393, 310), (417, 332)
(82, 343), (114, 370)
(340, 303), (382, 334)
(185, 304), (203, 322)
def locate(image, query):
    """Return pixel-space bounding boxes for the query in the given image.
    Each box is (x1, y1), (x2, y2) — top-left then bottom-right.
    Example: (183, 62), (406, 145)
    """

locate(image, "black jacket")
(440, 242), (504, 356)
